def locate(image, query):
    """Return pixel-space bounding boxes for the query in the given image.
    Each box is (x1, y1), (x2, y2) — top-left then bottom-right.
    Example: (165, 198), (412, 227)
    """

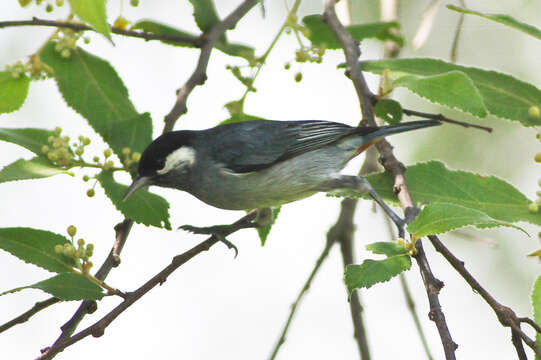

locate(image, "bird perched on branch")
(123, 119), (440, 248)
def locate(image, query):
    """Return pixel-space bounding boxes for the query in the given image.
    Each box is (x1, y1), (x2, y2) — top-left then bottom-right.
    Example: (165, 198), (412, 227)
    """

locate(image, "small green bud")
(67, 225), (77, 237)
(60, 49), (71, 58)
(83, 175), (90, 182)
(48, 136), (55, 143)
(77, 238), (85, 247)
(131, 152), (141, 161)
(529, 106), (541, 118)
(537, 190), (541, 198)
(93, 156), (100, 163)
(122, 147), (131, 155)
(63, 245), (75, 257)
(529, 202), (539, 213)
(535, 153), (541, 163)
(41, 145), (50, 154)
(48, 152), (58, 161)
(83, 37), (90, 44)
(86, 243), (94, 252)
(87, 189), (95, 197)
(56, 0), (64, 6)
(284, 63), (291, 70)
(83, 137), (91, 146)
(45, 3), (53, 12)
(104, 160), (114, 170)
(54, 244), (64, 254)
(75, 147), (84, 156)
(54, 126), (62, 135)
(18, 0), (32, 7)
(104, 148), (112, 158)
(130, 0), (139, 6)
(294, 72), (302, 82)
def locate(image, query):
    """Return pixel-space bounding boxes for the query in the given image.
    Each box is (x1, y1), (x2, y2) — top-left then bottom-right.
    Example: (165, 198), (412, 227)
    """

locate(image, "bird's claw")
(179, 224), (239, 258)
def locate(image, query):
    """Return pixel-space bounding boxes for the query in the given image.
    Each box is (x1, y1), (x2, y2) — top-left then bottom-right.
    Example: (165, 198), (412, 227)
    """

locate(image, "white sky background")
(1, 0), (541, 359)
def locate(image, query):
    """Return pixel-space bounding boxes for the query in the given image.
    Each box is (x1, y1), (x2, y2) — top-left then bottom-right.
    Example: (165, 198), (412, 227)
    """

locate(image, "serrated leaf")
(97, 171), (171, 229)
(374, 99), (403, 124)
(0, 228), (76, 273)
(1, 273), (104, 300)
(131, 20), (255, 60)
(393, 71), (488, 117)
(257, 207), (281, 246)
(219, 113), (265, 125)
(345, 254), (411, 292)
(0, 128), (56, 155)
(67, 0), (111, 40)
(408, 202), (527, 238)
(331, 161), (541, 226)
(188, 0), (220, 32)
(366, 241), (409, 256)
(358, 58), (541, 126)
(303, 15), (404, 49)
(447, 5), (541, 41)
(0, 72), (30, 114)
(41, 43), (152, 156)
(531, 275), (541, 358)
(0, 157), (71, 184)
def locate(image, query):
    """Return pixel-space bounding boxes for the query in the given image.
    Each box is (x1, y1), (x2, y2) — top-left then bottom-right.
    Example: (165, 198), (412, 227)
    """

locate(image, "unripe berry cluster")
(113, 16), (130, 30)
(54, 225), (94, 273)
(529, 131), (541, 213)
(18, 0), (63, 9)
(121, 147), (141, 169)
(42, 126), (77, 167)
(53, 29), (82, 59)
(5, 57), (52, 81)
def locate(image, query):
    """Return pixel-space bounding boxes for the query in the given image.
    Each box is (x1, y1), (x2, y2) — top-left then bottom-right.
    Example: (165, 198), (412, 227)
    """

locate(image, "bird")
(123, 119), (440, 247)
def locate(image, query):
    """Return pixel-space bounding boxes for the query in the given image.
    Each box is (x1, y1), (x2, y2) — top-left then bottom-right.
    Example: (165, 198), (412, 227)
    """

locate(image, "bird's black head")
(123, 131), (196, 201)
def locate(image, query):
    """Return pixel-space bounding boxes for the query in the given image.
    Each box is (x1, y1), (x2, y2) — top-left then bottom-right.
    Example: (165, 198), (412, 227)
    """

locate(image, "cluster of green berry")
(41, 126), (84, 167)
(18, 0), (64, 11)
(53, 28), (88, 58)
(5, 56), (53, 81)
(54, 225), (94, 274)
(530, 125), (541, 214)
(121, 147), (141, 169)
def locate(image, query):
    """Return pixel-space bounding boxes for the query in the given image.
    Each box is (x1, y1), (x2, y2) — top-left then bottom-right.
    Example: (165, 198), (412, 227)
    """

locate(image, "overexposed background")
(1, 1), (541, 359)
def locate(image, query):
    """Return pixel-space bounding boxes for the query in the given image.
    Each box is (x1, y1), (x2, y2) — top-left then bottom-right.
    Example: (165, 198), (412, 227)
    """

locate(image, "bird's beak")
(123, 176), (151, 202)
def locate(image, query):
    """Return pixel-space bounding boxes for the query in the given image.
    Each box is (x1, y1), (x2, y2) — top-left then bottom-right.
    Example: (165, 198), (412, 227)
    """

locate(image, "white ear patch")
(157, 146), (196, 175)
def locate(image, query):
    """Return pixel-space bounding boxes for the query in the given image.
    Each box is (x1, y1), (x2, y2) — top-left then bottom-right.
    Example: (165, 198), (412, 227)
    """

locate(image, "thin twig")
(0, 297), (60, 334)
(450, 0), (466, 63)
(323, 2), (457, 357)
(38, 212), (258, 360)
(402, 108), (492, 133)
(0, 17), (203, 47)
(427, 235), (541, 358)
(162, 0), (260, 132)
(268, 234), (336, 360)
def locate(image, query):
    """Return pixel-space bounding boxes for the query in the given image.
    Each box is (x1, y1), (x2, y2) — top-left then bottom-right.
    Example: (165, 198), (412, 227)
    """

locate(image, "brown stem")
(0, 297), (60, 334)
(0, 17), (203, 47)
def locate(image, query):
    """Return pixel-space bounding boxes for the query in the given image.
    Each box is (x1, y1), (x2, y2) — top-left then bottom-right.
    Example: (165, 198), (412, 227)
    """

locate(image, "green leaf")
(374, 99), (403, 124)
(0, 228), (76, 273)
(303, 15), (404, 49)
(394, 71), (488, 117)
(131, 20), (255, 60)
(0, 128), (56, 155)
(447, 5), (541, 41)
(41, 43), (152, 156)
(67, 0), (111, 40)
(345, 242), (411, 292)
(408, 202), (527, 238)
(97, 171), (171, 229)
(532, 275), (541, 358)
(358, 58), (541, 126)
(257, 207), (281, 246)
(1, 273), (104, 300)
(332, 161), (541, 226)
(188, 0), (220, 32)
(219, 113), (265, 125)
(0, 157), (72, 184)
(0, 72), (30, 114)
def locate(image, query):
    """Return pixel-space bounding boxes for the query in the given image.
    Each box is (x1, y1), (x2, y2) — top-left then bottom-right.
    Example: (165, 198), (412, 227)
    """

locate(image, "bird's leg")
(179, 208), (272, 256)
(323, 175), (406, 238)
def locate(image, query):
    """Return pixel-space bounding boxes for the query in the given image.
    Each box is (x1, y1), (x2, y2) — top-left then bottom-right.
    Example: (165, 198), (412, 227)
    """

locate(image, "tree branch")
(323, 1), (457, 358)
(427, 235), (541, 358)
(38, 212), (257, 360)
(0, 17), (203, 47)
(0, 297), (59, 334)
(162, 0), (260, 132)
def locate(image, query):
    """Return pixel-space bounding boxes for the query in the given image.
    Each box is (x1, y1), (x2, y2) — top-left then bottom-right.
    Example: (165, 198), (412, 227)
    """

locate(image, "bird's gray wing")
(202, 120), (371, 173)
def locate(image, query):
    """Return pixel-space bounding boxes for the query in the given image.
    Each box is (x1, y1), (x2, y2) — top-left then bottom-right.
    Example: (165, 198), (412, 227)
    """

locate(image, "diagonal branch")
(162, 0), (260, 132)
(37, 212), (258, 360)
(323, 1), (457, 358)
(0, 17), (204, 46)
(0, 297), (59, 334)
